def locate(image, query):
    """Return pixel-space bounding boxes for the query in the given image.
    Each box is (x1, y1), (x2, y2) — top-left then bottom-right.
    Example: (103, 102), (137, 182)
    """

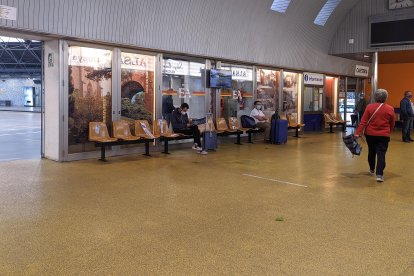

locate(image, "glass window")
(314, 0), (342, 26)
(256, 69), (280, 115)
(304, 87), (323, 112)
(162, 58), (206, 123)
(220, 64), (254, 119)
(68, 46), (112, 154)
(270, 0), (292, 13)
(121, 52), (155, 130)
(282, 72), (299, 116)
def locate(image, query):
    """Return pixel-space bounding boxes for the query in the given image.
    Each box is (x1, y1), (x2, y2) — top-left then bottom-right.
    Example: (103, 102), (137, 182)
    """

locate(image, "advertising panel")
(121, 52), (155, 125)
(256, 69), (280, 112)
(283, 72), (299, 114)
(68, 46), (113, 154)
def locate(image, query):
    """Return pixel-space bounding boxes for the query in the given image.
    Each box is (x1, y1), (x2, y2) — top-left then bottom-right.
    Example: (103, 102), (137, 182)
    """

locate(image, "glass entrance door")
(345, 78), (359, 126)
(338, 77), (357, 126)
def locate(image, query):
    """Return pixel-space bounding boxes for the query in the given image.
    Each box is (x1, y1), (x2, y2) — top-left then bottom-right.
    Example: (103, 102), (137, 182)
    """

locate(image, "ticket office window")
(304, 86), (323, 112)
(220, 65), (254, 119)
(162, 58), (206, 122)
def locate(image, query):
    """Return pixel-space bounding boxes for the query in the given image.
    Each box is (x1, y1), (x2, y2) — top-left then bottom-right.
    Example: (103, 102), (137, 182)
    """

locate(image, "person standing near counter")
(400, 90), (414, 143)
(355, 94), (367, 126)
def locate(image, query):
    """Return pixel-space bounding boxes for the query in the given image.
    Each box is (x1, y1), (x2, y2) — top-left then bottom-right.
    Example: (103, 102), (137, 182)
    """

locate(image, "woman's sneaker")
(198, 150), (208, 155)
(369, 170), (375, 176)
(376, 175), (384, 182)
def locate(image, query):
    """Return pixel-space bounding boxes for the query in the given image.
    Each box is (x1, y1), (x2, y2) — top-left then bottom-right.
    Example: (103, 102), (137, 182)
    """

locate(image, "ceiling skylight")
(270, 0), (292, 13)
(314, 0), (342, 26)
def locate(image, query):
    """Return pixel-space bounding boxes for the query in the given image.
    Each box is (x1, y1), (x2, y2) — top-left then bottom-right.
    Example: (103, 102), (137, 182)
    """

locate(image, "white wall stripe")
(0, 0), (369, 75)
(243, 174), (308, 188)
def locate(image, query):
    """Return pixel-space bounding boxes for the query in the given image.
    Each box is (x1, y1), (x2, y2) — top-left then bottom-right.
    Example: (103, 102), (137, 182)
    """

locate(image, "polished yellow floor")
(1, 132), (414, 275)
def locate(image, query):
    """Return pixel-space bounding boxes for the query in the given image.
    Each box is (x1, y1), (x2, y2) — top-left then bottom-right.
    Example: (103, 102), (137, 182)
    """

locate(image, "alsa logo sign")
(303, 72), (324, 86)
(355, 65), (369, 77)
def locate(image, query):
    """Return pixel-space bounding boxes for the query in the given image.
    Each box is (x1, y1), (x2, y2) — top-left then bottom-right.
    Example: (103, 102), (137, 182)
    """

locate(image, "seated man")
(250, 101), (271, 141)
(171, 103), (208, 155)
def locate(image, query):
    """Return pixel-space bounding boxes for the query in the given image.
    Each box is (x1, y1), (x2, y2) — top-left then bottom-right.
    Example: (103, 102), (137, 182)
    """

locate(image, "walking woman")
(355, 89), (396, 182)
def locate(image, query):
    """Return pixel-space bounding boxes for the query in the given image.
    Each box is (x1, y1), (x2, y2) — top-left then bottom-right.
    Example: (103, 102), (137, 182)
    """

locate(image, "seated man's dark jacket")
(171, 108), (189, 131)
(400, 97), (414, 120)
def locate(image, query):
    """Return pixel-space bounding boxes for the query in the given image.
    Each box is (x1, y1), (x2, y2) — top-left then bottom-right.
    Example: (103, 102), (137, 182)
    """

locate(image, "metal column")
(371, 52), (378, 103)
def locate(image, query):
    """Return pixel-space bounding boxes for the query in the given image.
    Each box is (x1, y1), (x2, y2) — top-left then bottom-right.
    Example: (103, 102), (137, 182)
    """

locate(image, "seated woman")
(171, 103), (207, 155)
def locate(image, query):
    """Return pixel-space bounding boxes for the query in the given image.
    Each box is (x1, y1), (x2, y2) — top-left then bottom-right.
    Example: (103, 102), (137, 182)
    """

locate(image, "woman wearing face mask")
(250, 101), (271, 141)
(171, 103), (208, 155)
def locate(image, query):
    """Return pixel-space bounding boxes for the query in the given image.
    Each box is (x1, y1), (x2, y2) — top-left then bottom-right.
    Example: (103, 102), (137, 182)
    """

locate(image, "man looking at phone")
(171, 103), (207, 154)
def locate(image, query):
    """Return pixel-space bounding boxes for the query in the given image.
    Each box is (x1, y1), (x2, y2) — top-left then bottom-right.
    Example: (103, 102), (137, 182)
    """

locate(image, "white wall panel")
(0, 0), (368, 75)
(44, 40), (62, 161)
(331, 0), (414, 54)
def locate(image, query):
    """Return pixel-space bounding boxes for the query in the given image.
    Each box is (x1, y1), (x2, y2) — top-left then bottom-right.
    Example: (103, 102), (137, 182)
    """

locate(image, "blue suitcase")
(271, 119), (288, 144)
(203, 131), (217, 151)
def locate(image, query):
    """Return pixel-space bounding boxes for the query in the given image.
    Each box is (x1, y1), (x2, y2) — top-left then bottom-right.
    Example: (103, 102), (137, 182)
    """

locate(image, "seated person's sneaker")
(192, 144), (202, 151)
(376, 175), (384, 182)
(198, 150), (208, 155)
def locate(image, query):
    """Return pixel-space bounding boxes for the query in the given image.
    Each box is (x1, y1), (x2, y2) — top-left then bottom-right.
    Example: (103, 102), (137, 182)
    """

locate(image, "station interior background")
(0, 36), (42, 162)
(0, 0), (414, 275)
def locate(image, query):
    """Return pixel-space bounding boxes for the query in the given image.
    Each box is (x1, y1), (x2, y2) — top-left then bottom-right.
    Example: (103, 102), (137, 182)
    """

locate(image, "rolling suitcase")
(271, 119), (288, 144)
(203, 131), (217, 151)
(203, 113), (218, 151)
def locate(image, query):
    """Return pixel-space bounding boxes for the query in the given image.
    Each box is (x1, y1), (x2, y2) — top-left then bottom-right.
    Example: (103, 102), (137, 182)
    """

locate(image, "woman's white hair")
(374, 89), (388, 103)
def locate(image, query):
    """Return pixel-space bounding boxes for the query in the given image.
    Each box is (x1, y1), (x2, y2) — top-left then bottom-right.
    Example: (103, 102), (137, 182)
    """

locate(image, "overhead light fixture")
(270, 0), (292, 13)
(364, 55), (370, 58)
(314, 0), (342, 26)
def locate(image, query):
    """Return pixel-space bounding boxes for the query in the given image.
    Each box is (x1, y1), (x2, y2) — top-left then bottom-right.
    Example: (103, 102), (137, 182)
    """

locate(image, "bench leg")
(294, 128), (299, 138)
(329, 124), (334, 133)
(99, 145), (107, 162)
(162, 140), (170, 154)
(143, 141), (151, 156)
(235, 132), (242, 145)
(248, 132), (253, 143)
(342, 123), (346, 132)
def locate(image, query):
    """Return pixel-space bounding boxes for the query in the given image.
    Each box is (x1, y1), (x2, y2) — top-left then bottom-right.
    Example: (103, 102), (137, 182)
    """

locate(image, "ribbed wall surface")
(331, 0), (414, 54)
(0, 0), (367, 75)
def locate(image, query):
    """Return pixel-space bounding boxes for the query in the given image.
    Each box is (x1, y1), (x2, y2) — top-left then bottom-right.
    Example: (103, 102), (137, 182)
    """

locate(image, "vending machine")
(23, 86), (35, 107)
